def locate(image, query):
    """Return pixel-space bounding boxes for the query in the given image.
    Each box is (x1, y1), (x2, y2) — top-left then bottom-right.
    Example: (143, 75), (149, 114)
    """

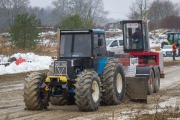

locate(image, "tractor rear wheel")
(147, 69), (155, 95)
(101, 59), (126, 105)
(74, 70), (101, 111)
(47, 62), (68, 106)
(154, 67), (160, 93)
(23, 72), (49, 110)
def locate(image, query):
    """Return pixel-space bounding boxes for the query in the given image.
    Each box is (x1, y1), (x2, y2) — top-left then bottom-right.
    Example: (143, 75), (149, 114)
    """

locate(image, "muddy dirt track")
(0, 60), (180, 120)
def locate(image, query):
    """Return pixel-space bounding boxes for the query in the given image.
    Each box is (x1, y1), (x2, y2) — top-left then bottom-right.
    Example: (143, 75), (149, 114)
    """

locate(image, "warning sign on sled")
(127, 23), (139, 28)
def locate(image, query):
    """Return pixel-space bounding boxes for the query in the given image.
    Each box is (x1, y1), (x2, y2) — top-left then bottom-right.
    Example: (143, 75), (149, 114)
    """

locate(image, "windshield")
(106, 40), (113, 46)
(123, 23), (143, 49)
(168, 33), (180, 45)
(60, 34), (91, 57)
(163, 45), (172, 49)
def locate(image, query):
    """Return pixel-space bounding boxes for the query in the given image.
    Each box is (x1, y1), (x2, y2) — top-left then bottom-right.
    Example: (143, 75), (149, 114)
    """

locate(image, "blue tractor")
(23, 29), (126, 111)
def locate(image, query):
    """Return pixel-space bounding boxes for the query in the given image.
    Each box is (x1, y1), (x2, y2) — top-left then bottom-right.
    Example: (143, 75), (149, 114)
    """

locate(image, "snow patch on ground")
(0, 53), (52, 75)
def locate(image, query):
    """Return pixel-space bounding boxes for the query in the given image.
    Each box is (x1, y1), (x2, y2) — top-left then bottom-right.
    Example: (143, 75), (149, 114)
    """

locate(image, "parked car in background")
(106, 39), (124, 54)
(160, 45), (179, 57)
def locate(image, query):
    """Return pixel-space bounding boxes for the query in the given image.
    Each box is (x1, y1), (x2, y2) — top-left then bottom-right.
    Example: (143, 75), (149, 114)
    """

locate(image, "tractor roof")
(60, 29), (104, 34)
(167, 32), (180, 34)
(120, 19), (147, 24)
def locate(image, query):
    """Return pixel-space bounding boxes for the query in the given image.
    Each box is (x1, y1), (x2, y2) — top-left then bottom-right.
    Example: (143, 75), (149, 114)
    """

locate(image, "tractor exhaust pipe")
(57, 27), (60, 60)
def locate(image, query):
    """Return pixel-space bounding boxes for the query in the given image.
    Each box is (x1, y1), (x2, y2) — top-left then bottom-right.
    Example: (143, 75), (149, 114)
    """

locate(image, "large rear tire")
(23, 72), (49, 110)
(47, 62), (68, 106)
(101, 59), (126, 105)
(147, 69), (155, 95)
(154, 67), (160, 93)
(74, 70), (101, 111)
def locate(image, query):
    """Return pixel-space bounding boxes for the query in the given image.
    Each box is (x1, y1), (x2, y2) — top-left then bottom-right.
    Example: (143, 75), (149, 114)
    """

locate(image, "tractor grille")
(54, 61), (67, 76)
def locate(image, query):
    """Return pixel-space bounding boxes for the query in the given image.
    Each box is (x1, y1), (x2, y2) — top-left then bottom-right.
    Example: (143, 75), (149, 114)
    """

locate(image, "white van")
(106, 39), (124, 54)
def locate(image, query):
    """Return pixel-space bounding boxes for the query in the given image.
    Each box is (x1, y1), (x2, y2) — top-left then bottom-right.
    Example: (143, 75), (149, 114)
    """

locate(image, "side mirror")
(98, 38), (103, 46)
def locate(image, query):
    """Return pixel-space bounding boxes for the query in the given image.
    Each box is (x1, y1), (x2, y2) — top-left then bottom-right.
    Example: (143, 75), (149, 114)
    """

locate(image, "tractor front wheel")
(74, 70), (101, 111)
(23, 72), (49, 110)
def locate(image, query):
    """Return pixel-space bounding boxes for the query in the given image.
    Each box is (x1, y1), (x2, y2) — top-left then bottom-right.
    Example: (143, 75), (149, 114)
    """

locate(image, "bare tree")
(52, 0), (72, 24)
(51, 0), (108, 27)
(27, 6), (54, 26)
(160, 15), (180, 30)
(148, 0), (178, 29)
(0, 0), (29, 31)
(87, 0), (109, 26)
(128, 0), (150, 19)
(148, 0), (178, 22)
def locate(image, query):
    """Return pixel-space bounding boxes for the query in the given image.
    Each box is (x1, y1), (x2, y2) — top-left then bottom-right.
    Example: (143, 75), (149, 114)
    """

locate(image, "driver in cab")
(74, 36), (90, 54)
(131, 28), (142, 49)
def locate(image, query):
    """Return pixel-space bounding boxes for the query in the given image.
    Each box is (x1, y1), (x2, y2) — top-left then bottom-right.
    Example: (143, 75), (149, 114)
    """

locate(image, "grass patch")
(164, 61), (180, 67)
(134, 107), (180, 120)
(0, 46), (57, 56)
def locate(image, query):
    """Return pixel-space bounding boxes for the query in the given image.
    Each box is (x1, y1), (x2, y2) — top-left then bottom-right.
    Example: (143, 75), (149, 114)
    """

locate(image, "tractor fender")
(136, 66), (154, 78)
(97, 58), (113, 75)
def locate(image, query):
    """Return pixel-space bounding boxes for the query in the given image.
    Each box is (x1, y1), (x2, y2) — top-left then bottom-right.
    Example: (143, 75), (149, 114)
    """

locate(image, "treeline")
(0, 0), (108, 32)
(128, 0), (180, 31)
(1, 0), (180, 32)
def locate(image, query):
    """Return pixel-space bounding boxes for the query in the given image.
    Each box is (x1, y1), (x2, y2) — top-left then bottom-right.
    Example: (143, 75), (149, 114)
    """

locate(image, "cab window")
(168, 34), (173, 41)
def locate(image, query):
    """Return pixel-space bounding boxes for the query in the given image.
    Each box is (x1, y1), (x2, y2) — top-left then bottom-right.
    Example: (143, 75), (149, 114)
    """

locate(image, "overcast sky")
(29, 0), (180, 19)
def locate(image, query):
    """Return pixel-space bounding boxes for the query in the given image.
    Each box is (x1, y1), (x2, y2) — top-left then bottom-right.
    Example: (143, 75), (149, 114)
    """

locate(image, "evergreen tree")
(9, 13), (41, 50)
(60, 14), (94, 29)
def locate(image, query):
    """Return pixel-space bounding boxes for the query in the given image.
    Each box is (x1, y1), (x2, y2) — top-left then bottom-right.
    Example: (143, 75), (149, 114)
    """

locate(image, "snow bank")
(0, 53), (52, 75)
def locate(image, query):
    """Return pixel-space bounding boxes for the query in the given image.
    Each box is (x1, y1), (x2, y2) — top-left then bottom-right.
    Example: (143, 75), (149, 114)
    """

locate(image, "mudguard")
(97, 58), (110, 75)
(136, 66), (153, 78)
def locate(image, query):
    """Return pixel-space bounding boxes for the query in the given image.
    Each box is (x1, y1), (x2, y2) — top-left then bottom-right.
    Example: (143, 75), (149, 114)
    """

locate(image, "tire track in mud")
(1, 110), (45, 120)
(160, 65), (180, 90)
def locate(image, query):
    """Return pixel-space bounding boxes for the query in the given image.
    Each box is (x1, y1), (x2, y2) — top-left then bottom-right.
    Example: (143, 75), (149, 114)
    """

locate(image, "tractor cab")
(120, 20), (150, 52)
(161, 32), (180, 48)
(56, 29), (107, 80)
(59, 29), (106, 58)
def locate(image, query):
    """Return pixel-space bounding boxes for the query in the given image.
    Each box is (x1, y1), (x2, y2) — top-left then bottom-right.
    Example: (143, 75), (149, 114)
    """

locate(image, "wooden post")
(57, 27), (60, 60)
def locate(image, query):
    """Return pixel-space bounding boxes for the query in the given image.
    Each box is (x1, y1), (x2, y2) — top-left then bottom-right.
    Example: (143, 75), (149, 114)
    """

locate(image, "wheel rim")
(92, 81), (99, 102)
(116, 73), (123, 93)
